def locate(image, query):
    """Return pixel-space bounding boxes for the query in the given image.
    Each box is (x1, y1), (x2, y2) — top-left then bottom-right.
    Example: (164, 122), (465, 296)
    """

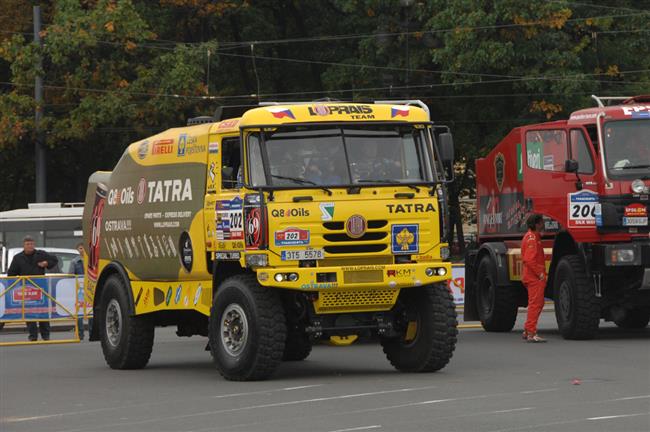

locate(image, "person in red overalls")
(521, 214), (548, 343)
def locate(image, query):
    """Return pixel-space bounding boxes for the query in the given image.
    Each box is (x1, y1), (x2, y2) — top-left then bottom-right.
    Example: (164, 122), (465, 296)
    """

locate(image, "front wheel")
(553, 255), (600, 340)
(99, 275), (154, 369)
(381, 284), (457, 373)
(476, 255), (517, 332)
(614, 309), (650, 329)
(209, 275), (286, 381)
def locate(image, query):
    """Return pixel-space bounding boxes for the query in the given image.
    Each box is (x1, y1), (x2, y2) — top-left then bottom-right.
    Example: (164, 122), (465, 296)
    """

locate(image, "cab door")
(204, 134), (244, 256)
(523, 125), (598, 231)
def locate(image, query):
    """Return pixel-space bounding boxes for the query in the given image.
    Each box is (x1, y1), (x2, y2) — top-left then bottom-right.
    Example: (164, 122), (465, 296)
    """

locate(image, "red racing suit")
(521, 229), (546, 334)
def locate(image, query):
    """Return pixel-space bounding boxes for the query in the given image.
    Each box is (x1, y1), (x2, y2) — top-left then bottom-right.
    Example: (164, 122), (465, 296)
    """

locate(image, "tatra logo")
(346, 214), (366, 238)
(495, 152), (505, 192)
(147, 179), (193, 203)
(386, 203), (435, 213)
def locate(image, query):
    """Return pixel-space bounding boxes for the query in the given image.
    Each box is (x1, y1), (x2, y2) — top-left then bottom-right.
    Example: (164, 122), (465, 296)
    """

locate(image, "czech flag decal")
(391, 105), (410, 118)
(267, 107), (296, 119)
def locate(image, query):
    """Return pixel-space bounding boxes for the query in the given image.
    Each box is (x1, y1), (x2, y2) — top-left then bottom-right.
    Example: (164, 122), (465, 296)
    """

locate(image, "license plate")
(623, 217), (648, 226)
(281, 249), (324, 261)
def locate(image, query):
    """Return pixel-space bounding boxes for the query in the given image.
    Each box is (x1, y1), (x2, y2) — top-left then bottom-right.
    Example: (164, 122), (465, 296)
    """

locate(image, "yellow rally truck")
(83, 100), (457, 380)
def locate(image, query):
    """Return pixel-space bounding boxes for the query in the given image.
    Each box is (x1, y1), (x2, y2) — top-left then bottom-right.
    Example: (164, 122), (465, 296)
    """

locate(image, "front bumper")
(255, 261), (452, 291)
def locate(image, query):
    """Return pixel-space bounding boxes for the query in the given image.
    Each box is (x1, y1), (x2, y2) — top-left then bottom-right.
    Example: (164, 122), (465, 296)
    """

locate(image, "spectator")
(7, 236), (59, 341)
(71, 243), (92, 340)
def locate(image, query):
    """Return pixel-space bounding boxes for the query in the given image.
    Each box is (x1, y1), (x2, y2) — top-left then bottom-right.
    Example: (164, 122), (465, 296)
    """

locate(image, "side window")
(221, 138), (241, 190)
(569, 129), (595, 174)
(248, 134), (266, 187)
(526, 130), (568, 172)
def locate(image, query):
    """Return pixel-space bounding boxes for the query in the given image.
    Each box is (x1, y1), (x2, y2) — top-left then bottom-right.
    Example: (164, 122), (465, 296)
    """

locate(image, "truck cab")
(465, 95), (650, 339)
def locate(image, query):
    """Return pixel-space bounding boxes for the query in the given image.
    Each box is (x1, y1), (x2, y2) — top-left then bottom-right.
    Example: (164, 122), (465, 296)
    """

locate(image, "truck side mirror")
(565, 159), (579, 173)
(439, 133), (455, 165)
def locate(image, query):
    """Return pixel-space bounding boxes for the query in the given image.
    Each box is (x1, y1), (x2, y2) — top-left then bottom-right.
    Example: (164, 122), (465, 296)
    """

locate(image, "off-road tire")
(476, 255), (518, 332)
(282, 329), (312, 361)
(381, 284), (457, 373)
(554, 255), (600, 340)
(209, 275), (286, 381)
(99, 275), (154, 369)
(614, 309), (650, 329)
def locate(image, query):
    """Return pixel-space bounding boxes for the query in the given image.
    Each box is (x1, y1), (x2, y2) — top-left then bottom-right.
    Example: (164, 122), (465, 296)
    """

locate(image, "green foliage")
(0, 0), (649, 211)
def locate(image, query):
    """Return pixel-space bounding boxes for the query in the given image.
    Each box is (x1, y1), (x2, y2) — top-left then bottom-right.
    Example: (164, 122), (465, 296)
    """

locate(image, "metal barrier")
(0, 275), (91, 346)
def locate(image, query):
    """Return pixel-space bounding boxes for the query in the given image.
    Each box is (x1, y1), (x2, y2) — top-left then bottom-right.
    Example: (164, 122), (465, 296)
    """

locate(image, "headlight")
(631, 179), (646, 194)
(245, 253), (268, 268)
(611, 249), (635, 263)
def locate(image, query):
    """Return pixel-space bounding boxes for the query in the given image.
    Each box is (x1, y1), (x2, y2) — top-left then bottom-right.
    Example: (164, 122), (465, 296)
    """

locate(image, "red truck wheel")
(476, 255), (518, 332)
(553, 255), (600, 339)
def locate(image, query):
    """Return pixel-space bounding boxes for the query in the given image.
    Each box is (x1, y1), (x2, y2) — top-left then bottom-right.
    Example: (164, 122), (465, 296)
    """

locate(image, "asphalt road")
(1, 312), (649, 432)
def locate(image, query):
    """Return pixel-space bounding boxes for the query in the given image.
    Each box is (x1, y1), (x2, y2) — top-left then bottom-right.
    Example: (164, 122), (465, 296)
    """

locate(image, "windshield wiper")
(619, 164), (650, 170)
(271, 175), (332, 195)
(357, 179), (421, 192)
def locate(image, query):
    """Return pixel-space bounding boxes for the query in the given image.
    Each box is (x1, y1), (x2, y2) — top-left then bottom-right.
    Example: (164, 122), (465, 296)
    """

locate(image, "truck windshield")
(246, 124), (437, 188)
(603, 120), (650, 179)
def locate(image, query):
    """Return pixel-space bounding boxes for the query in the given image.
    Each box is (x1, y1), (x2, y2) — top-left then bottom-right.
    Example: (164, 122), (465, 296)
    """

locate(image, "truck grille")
(322, 219), (389, 255)
(313, 288), (400, 313)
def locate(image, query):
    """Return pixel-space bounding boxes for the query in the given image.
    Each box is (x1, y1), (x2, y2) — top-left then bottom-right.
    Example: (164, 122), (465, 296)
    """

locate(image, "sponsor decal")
(134, 287), (143, 306)
(177, 133), (204, 157)
(193, 284), (202, 306)
(245, 207), (263, 249)
(184, 295), (189, 306)
(217, 119), (239, 129)
(11, 286), (43, 303)
(208, 142), (219, 154)
(270, 208), (310, 217)
(567, 190), (598, 228)
(216, 197), (244, 241)
(391, 224), (419, 254)
(137, 140), (149, 160)
(623, 203), (648, 226)
(543, 155), (554, 171)
(342, 265), (385, 271)
(267, 107), (295, 119)
(208, 161), (216, 185)
(143, 289), (151, 307)
(215, 251), (241, 260)
(346, 214), (366, 238)
(319, 202), (335, 221)
(175, 285), (182, 304)
(310, 104), (330, 116)
(300, 282), (338, 290)
(165, 286), (173, 306)
(104, 219), (132, 232)
(152, 139), (174, 155)
(390, 105), (410, 118)
(494, 152), (505, 192)
(387, 268), (414, 277)
(137, 178), (147, 204)
(107, 186), (135, 206)
(516, 143), (523, 182)
(307, 104), (374, 119)
(275, 227), (310, 246)
(386, 203), (435, 214)
(179, 232), (193, 272)
(526, 141), (543, 169)
(153, 287), (165, 306)
(622, 105), (650, 116)
(146, 179), (193, 203)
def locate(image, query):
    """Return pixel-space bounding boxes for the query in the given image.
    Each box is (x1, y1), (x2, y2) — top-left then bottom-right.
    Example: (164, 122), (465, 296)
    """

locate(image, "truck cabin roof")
(568, 95), (650, 126)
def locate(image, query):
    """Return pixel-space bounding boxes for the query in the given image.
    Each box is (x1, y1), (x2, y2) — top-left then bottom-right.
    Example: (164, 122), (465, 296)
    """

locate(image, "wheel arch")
(464, 242), (509, 321)
(90, 262), (134, 341)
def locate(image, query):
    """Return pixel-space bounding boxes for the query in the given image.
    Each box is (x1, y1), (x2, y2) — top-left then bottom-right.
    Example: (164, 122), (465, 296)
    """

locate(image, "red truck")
(464, 95), (650, 339)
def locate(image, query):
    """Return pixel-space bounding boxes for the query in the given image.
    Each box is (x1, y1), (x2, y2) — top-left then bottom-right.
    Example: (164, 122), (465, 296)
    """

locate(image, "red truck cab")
(464, 95), (650, 339)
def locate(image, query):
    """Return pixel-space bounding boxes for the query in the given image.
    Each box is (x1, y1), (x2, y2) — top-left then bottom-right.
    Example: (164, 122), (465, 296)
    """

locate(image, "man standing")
(521, 214), (547, 343)
(7, 236), (59, 341)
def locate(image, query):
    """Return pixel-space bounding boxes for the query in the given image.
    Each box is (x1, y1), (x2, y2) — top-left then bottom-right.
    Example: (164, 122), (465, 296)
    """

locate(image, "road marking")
(328, 425), (381, 432)
(588, 412), (649, 421)
(2, 384), (323, 423)
(489, 408), (533, 414)
(520, 388), (559, 394)
(610, 395), (650, 401)
(50, 385), (439, 432)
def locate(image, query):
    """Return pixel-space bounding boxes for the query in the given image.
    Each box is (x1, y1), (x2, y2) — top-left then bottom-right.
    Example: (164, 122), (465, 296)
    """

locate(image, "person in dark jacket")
(7, 236), (59, 341)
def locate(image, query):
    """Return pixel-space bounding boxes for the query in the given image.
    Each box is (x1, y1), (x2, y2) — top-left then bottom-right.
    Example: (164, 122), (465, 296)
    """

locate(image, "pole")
(34, 3), (46, 203)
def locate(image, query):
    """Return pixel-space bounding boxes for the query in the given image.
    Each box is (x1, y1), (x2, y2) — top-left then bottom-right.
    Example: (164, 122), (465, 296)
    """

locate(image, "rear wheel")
(476, 255), (517, 332)
(553, 255), (600, 340)
(614, 309), (650, 329)
(99, 275), (154, 369)
(381, 284), (457, 373)
(209, 275), (286, 381)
